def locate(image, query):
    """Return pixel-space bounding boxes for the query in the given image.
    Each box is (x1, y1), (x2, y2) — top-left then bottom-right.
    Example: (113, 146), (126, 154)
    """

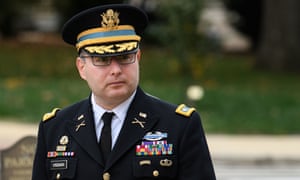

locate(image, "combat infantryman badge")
(143, 131), (168, 141)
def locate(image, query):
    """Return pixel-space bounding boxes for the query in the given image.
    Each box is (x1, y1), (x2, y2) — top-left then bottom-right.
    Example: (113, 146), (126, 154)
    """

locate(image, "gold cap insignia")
(101, 9), (120, 29)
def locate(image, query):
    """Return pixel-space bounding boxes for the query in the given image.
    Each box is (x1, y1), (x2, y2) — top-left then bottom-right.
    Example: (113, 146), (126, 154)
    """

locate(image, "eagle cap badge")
(101, 9), (120, 29)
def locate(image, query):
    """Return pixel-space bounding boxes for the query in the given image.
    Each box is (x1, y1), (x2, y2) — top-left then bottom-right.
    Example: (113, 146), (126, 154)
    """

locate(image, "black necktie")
(100, 112), (114, 164)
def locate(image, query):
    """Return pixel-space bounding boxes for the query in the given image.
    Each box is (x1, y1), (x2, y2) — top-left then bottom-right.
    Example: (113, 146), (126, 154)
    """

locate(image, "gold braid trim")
(84, 42), (138, 54)
(76, 35), (140, 51)
(85, 45), (115, 54)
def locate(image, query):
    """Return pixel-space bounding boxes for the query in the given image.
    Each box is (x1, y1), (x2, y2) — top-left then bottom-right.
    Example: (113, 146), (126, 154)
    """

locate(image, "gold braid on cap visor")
(84, 41), (138, 54)
(76, 25), (141, 52)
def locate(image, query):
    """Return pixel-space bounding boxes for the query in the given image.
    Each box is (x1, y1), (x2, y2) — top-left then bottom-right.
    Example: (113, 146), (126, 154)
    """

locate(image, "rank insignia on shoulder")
(43, 108), (60, 122)
(175, 104), (195, 117)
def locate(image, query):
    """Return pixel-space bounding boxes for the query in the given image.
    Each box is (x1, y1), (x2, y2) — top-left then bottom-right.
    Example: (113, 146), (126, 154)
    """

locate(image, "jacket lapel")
(106, 88), (159, 169)
(66, 99), (105, 166)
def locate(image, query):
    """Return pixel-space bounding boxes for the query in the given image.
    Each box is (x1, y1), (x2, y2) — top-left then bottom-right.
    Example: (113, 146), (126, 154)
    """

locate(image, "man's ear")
(76, 57), (86, 80)
(136, 49), (141, 62)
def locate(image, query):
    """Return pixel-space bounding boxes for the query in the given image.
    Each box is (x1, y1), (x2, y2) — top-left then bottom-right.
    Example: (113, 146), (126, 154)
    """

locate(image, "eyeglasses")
(79, 53), (137, 66)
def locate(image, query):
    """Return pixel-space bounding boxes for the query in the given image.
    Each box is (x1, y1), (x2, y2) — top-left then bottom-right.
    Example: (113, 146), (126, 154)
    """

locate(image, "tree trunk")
(256, 0), (300, 72)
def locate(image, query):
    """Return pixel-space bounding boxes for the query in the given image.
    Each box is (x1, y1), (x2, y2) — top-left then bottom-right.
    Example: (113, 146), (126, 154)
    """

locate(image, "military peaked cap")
(62, 4), (148, 56)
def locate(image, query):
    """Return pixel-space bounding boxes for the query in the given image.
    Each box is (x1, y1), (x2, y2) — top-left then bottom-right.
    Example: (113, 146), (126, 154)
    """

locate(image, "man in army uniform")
(32, 4), (216, 180)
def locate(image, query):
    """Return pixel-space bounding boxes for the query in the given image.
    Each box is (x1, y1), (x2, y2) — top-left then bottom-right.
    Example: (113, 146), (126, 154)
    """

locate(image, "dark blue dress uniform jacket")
(32, 87), (216, 180)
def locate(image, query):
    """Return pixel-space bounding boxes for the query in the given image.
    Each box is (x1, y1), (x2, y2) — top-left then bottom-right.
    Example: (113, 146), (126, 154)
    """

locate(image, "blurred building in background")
(199, 0), (251, 53)
(129, 0), (251, 53)
(2, 0), (251, 53)
(28, 0), (60, 32)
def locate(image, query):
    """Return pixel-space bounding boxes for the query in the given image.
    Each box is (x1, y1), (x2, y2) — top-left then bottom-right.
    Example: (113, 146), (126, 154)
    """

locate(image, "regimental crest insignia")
(101, 9), (120, 29)
(59, 135), (69, 145)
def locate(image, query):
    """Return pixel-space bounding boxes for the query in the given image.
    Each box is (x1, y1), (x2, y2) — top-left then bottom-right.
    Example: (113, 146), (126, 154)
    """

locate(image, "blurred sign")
(1, 136), (37, 180)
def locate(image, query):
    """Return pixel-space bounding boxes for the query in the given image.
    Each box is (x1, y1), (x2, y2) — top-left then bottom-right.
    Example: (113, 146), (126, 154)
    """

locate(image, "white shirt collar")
(91, 91), (136, 144)
(91, 90), (136, 121)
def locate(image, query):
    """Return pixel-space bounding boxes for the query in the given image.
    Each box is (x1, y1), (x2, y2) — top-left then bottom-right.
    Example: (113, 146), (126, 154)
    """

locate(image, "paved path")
(215, 160), (300, 180)
(0, 120), (38, 149)
(206, 134), (300, 162)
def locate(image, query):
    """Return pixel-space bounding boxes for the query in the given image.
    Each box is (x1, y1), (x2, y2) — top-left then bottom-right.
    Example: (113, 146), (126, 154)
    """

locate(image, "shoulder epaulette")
(42, 108), (60, 122)
(175, 104), (195, 117)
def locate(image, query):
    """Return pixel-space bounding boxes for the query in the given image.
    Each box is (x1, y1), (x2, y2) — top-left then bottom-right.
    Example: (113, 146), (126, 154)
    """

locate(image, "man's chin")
(107, 88), (130, 99)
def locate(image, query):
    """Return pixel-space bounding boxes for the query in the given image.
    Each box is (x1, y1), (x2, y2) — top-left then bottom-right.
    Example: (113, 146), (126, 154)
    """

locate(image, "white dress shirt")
(91, 91), (136, 149)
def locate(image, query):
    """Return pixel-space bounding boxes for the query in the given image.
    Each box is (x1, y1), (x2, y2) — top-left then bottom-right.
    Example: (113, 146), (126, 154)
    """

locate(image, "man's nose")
(109, 60), (122, 74)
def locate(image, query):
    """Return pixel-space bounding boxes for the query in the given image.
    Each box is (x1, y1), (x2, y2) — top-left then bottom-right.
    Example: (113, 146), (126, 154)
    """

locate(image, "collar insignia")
(75, 120), (86, 132)
(132, 118), (146, 128)
(139, 112), (147, 118)
(77, 114), (84, 120)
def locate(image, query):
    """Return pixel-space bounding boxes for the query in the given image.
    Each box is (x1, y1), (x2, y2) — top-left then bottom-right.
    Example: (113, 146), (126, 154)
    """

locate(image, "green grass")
(0, 41), (299, 134)
(0, 78), (89, 121)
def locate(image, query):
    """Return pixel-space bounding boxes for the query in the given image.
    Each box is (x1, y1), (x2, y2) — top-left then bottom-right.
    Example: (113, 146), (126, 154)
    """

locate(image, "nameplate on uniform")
(50, 160), (68, 170)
